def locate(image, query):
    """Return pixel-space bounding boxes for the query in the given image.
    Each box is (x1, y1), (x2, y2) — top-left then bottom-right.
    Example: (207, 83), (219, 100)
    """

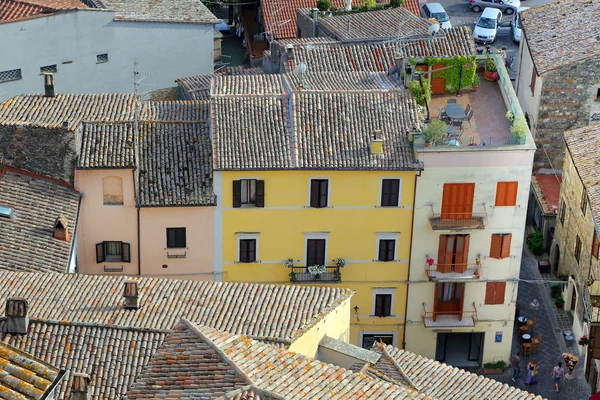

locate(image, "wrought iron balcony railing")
(425, 263), (482, 281)
(289, 266), (341, 283)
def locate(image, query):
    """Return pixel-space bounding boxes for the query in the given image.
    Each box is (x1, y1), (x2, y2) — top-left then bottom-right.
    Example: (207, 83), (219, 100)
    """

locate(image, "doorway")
(554, 244), (560, 275)
(435, 332), (484, 368)
(435, 283), (465, 314)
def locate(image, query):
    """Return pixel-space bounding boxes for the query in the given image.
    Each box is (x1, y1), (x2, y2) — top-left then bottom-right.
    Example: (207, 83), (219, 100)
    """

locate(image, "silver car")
(469, 0), (520, 14)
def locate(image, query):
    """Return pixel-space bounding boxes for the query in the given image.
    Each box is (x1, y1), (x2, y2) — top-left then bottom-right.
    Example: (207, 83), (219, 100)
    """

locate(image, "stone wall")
(534, 57), (600, 170)
(0, 126), (77, 183)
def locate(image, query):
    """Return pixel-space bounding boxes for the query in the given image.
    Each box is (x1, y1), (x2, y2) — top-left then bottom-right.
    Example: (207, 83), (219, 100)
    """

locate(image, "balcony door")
(434, 282), (465, 314)
(441, 183), (475, 220)
(437, 235), (470, 273)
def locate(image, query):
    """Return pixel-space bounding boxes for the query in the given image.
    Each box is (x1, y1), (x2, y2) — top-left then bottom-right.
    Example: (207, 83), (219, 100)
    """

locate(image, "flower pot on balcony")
(484, 69), (496, 82)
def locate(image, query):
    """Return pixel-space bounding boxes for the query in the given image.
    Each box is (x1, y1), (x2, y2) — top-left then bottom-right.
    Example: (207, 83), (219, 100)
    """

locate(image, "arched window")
(102, 176), (123, 205)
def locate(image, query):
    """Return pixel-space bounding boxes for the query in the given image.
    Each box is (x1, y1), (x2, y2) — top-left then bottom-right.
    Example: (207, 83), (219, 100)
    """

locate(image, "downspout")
(402, 173), (418, 349)
(137, 204), (141, 276)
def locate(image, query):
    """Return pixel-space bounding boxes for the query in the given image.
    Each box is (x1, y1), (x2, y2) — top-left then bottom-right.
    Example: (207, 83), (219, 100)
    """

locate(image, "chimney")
(71, 372), (91, 400)
(53, 215), (70, 242)
(370, 130), (383, 154)
(312, 8), (319, 37)
(4, 298), (29, 335)
(285, 44), (294, 59)
(43, 73), (55, 98)
(345, 0), (352, 11)
(123, 280), (140, 309)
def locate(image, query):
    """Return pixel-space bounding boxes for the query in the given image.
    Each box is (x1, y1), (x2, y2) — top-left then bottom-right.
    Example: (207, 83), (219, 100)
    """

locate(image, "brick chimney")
(370, 130), (383, 154)
(53, 215), (70, 242)
(43, 73), (55, 98)
(4, 297), (29, 335)
(71, 372), (91, 400)
(123, 280), (140, 309)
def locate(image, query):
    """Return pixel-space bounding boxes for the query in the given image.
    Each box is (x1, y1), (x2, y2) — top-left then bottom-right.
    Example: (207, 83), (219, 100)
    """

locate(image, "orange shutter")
(490, 234), (503, 259)
(454, 235), (470, 273)
(438, 235), (453, 273)
(495, 282), (506, 304)
(501, 234), (512, 259)
(593, 231), (600, 259)
(496, 182), (518, 206)
(441, 184), (453, 219)
(485, 283), (495, 305)
(441, 183), (475, 220)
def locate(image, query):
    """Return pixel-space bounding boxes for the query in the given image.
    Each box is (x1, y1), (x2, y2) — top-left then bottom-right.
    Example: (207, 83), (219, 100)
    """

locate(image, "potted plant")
(334, 257), (347, 268)
(288, 271), (296, 281)
(316, 0), (331, 12)
(579, 335), (590, 346)
(483, 360), (506, 374)
(426, 257), (435, 267)
(555, 296), (565, 309)
(423, 119), (446, 147)
(471, 74), (480, 91)
(510, 115), (528, 144)
(475, 256), (481, 265)
(505, 110), (515, 122)
(484, 58), (497, 82)
(525, 231), (543, 256)
(587, 279), (595, 287)
(308, 264), (327, 280)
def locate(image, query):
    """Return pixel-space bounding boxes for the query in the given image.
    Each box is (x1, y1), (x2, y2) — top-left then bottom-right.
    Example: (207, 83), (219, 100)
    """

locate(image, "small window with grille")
(40, 65), (57, 74)
(0, 69), (22, 83)
(96, 53), (109, 63)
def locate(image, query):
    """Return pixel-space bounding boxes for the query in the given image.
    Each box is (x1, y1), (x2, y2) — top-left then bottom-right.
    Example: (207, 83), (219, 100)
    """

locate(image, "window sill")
(241, 204), (257, 208)
(235, 260), (259, 264)
(370, 315), (395, 318)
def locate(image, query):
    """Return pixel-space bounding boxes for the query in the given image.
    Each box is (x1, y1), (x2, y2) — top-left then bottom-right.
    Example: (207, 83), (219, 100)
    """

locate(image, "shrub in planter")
(316, 0), (331, 11)
(409, 79), (431, 107)
(510, 115), (528, 144)
(390, 0), (403, 7)
(526, 231), (544, 256)
(483, 360), (506, 374)
(555, 296), (565, 308)
(423, 119), (447, 146)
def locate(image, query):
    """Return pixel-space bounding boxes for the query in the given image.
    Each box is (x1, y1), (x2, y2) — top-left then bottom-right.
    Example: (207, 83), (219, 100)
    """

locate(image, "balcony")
(429, 210), (487, 230)
(289, 266), (341, 283)
(422, 303), (478, 328)
(425, 263), (482, 281)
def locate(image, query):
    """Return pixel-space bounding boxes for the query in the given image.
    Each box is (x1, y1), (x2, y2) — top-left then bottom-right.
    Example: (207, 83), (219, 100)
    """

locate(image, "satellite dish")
(428, 23), (440, 37)
(294, 63), (308, 76)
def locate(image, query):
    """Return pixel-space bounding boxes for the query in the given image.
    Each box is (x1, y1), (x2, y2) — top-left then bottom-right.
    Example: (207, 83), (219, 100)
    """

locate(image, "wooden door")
(441, 183), (475, 220)
(437, 235), (470, 273)
(435, 283), (464, 314)
(454, 235), (470, 273)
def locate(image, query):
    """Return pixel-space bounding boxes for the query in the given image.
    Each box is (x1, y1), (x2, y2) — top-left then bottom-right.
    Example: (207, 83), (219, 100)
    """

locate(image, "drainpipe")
(137, 206), (141, 276)
(402, 174), (418, 349)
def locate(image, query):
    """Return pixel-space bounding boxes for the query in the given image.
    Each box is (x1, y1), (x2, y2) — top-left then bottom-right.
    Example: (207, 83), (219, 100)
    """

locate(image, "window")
(306, 238), (326, 266)
(441, 183), (475, 219)
(166, 228), (186, 248)
(490, 233), (512, 259)
(239, 239), (257, 263)
(559, 199), (566, 225)
(581, 187), (588, 215)
(102, 176), (124, 205)
(0, 69), (22, 83)
(381, 179), (401, 207)
(374, 294), (392, 317)
(575, 235), (582, 263)
(97, 53), (109, 63)
(530, 67), (536, 94)
(96, 241), (131, 263)
(437, 234), (470, 272)
(495, 182), (518, 206)
(378, 240), (396, 261)
(40, 65), (57, 74)
(485, 282), (506, 305)
(592, 230), (600, 259)
(0, 205), (13, 219)
(310, 179), (329, 208)
(597, 88), (600, 99)
(232, 179), (264, 208)
(361, 333), (394, 349)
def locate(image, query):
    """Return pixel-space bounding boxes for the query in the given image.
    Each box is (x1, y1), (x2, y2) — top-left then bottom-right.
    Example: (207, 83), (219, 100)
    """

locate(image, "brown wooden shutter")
(485, 282), (496, 304)
(496, 182), (518, 206)
(316, 239), (326, 265)
(495, 282), (506, 304)
(454, 235), (470, 273)
(319, 180), (328, 207)
(462, 183), (475, 219)
(389, 179), (400, 206)
(441, 184), (453, 219)
(255, 180), (265, 208)
(490, 234), (503, 259)
(233, 180), (242, 208)
(240, 240), (248, 262)
(121, 243), (131, 263)
(310, 180), (320, 208)
(500, 234), (512, 259)
(441, 183), (475, 220)
(383, 294), (392, 316)
(248, 240), (256, 262)
(592, 231), (600, 259)
(386, 240), (395, 261)
(96, 243), (105, 263)
(375, 295), (384, 317)
(437, 235), (452, 273)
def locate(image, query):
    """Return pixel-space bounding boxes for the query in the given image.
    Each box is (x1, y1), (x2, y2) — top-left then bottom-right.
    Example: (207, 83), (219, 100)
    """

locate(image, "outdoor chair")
(526, 319), (534, 335)
(447, 99), (457, 104)
(531, 333), (542, 352)
(464, 110), (474, 127)
(522, 343), (532, 356)
(518, 325), (529, 335)
(451, 120), (463, 129)
(465, 104), (471, 115)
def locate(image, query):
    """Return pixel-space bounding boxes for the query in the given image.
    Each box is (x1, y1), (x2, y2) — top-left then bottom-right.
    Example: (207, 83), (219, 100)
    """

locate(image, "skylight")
(0, 205), (13, 219)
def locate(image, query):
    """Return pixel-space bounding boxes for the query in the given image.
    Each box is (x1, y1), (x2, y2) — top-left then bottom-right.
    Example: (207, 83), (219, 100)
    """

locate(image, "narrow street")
(487, 246), (590, 399)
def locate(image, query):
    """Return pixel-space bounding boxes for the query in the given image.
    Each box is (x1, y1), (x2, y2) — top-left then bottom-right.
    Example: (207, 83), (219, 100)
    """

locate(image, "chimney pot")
(123, 280), (140, 309)
(370, 131), (383, 154)
(4, 297), (29, 335)
(71, 372), (91, 400)
(285, 44), (294, 59)
(43, 73), (55, 98)
(53, 215), (70, 242)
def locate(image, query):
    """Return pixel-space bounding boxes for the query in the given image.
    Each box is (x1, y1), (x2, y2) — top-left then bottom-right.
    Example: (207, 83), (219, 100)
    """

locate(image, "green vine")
(410, 56), (477, 93)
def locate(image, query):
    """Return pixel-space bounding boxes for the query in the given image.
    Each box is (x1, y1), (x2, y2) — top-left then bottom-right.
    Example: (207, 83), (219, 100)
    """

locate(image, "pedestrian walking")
(524, 358), (538, 386)
(551, 361), (566, 392)
(511, 352), (522, 382)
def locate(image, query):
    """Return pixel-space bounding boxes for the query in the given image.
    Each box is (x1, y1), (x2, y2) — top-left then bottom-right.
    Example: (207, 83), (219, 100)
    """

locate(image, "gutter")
(402, 174), (418, 349)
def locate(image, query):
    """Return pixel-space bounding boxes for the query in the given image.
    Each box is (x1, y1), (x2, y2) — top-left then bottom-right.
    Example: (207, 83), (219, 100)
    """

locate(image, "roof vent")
(123, 280), (140, 309)
(53, 215), (70, 242)
(43, 73), (55, 98)
(71, 372), (91, 400)
(62, 121), (69, 129)
(370, 130), (383, 154)
(285, 44), (294, 59)
(4, 297), (29, 335)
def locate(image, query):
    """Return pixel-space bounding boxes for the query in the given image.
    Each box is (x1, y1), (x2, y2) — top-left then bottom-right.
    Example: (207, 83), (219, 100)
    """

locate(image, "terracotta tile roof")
(285, 70), (402, 91)
(0, 168), (80, 273)
(137, 121), (215, 206)
(275, 37), (336, 46)
(1, 319), (167, 400)
(0, 340), (62, 400)
(0, 271), (353, 339)
(520, 0), (600, 74)
(78, 122), (136, 169)
(403, 0), (420, 15)
(261, 0), (345, 38)
(317, 7), (432, 41)
(177, 74), (212, 100)
(98, 0), (219, 23)
(370, 342), (544, 400)
(128, 321), (431, 400)
(0, 0), (52, 23)
(277, 27), (476, 73)
(19, 0), (89, 9)
(564, 124), (600, 230)
(533, 173), (562, 215)
(140, 100), (206, 122)
(211, 72), (420, 171)
(212, 74), (286, 96)
(0, 93), (137, 131)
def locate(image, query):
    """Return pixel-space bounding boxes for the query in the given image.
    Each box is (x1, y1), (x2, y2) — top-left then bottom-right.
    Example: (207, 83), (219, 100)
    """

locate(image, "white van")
(473, 8), (511, 44)
(421, 3), (452, 29)
(511, 7), (530, 43)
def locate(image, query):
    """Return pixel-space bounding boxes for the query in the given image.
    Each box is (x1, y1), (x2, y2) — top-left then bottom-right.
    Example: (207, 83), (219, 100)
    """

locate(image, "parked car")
(472, 8), (511, 44)
(421, 3), (452, 29)
(511, 7), (530, 42)
(470, 0), (520, 14)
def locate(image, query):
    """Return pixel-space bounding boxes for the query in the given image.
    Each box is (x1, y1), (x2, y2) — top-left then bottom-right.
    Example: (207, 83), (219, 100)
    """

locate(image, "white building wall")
(515, 38), (542, 135)
(406, 148), (535, 364)
(0, 10), (214, 101)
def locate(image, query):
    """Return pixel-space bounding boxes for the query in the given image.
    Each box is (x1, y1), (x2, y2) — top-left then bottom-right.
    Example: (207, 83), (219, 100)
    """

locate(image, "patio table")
(445, 103), (465, 120)
(522, 334), (531, 343)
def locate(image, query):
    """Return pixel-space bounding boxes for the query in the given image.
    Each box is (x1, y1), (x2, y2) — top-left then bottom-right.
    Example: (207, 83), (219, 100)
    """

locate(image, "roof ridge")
(1, 317), (174, 333)
(0, 165), (79, 192)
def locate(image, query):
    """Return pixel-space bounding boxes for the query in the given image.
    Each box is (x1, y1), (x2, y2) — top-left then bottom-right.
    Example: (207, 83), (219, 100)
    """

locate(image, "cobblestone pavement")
(485, 247), (590, 399)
